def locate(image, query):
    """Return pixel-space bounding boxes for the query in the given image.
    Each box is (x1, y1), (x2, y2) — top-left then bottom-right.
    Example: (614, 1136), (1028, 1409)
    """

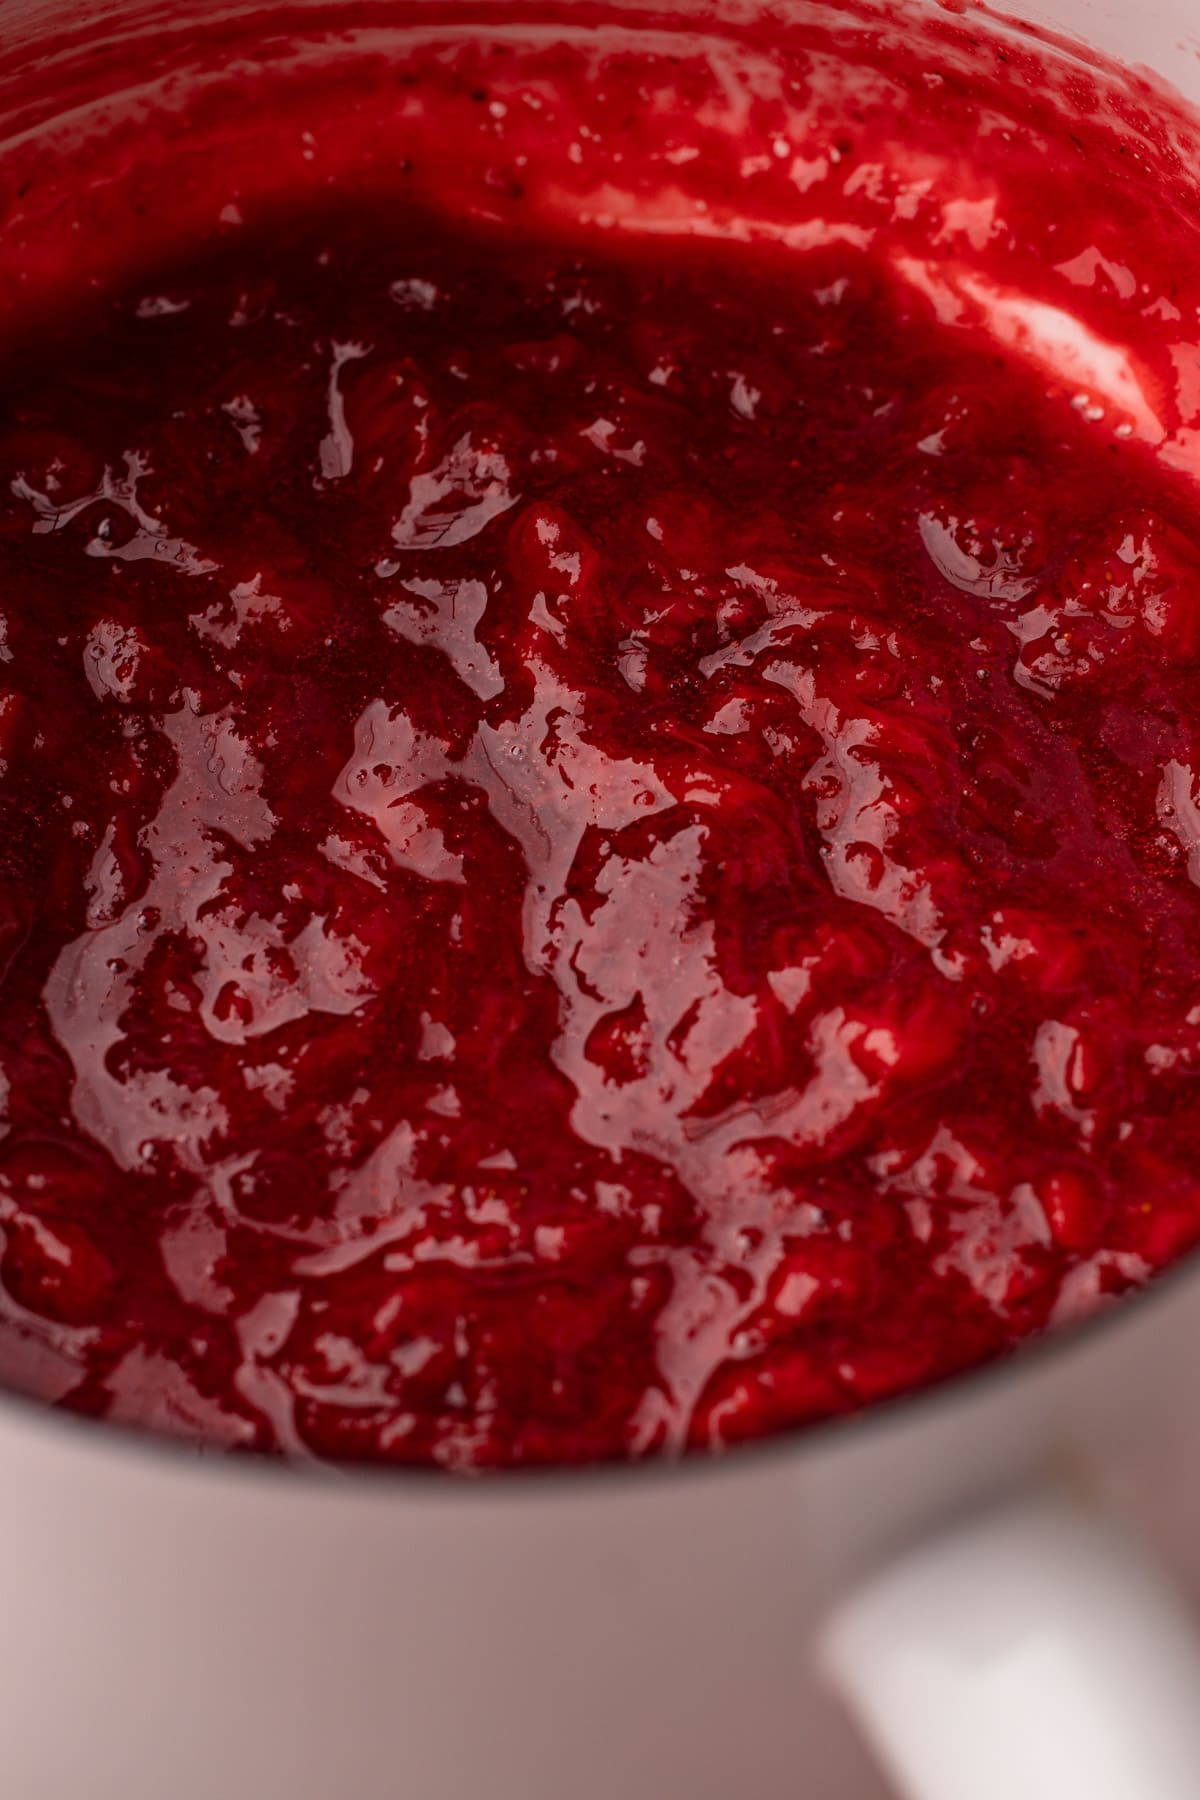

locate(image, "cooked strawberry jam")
(1, 4), (1199, 1467)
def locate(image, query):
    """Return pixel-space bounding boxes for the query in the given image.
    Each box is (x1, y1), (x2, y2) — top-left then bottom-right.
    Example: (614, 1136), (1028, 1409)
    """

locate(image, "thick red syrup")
(1, 4), (1200, 1467)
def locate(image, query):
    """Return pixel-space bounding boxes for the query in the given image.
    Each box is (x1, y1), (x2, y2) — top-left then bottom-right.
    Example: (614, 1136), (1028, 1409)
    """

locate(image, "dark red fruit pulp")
(1, 8), (1200, 1468)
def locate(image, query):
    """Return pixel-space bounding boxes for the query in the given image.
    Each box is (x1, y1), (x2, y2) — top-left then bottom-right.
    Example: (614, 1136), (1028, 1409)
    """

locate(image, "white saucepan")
(0, 2), (1199, 1796)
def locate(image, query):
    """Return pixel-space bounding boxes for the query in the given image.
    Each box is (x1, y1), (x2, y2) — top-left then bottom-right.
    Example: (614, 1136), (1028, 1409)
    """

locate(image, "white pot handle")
(819, 1492), (1200, 1800)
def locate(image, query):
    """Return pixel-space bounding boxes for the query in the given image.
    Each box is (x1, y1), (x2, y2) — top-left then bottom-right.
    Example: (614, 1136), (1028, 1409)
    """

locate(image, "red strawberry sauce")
(1, 2), (1200, 1467)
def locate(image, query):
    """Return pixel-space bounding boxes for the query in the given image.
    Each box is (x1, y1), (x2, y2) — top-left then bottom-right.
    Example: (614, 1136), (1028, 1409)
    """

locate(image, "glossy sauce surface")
(2, 8), (1200, 1466)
